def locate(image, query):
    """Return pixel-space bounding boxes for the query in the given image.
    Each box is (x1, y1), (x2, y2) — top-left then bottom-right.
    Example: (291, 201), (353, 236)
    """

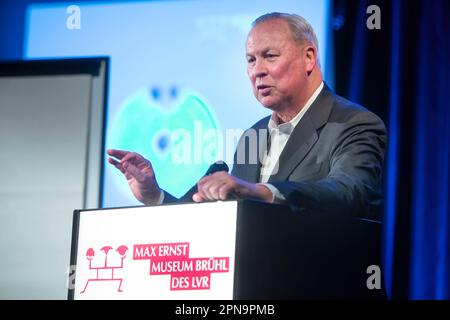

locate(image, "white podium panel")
(70, 201), (238, 300)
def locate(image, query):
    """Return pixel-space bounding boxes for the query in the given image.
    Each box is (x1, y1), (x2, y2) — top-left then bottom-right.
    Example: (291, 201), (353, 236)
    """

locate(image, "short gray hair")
(252, 12), (320, 67)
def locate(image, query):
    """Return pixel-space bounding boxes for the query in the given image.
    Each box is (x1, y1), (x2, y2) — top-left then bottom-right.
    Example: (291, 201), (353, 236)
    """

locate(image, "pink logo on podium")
(80, 245), (129, 294)
(133, 242), (230, 290)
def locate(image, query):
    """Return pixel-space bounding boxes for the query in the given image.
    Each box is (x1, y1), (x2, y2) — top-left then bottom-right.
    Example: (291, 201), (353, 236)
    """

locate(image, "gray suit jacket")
(233, 84), (387, 219)
(166, 84), (387, 219)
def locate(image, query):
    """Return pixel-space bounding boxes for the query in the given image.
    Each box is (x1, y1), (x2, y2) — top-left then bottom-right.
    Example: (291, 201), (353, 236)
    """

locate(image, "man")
(108, 13), (386, 219)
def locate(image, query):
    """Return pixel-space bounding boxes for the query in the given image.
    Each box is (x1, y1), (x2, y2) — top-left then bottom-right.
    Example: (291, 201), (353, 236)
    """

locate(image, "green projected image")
(109, 86), (220, 198)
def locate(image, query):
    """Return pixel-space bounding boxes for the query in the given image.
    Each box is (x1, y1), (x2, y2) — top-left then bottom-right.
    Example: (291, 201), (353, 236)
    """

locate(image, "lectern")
(69, 200), (385, 299)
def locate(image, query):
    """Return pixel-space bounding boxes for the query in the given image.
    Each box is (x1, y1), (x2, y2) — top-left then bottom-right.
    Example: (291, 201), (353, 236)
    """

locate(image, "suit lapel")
(268, 84), (335, 182)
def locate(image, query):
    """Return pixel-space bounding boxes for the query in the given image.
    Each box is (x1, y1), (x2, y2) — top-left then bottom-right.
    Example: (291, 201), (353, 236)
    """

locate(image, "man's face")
(246, 19), (308, 113)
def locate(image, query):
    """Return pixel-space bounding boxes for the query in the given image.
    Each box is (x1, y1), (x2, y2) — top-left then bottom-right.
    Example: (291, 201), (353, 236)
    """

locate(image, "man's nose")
(252, 59), (268, 79)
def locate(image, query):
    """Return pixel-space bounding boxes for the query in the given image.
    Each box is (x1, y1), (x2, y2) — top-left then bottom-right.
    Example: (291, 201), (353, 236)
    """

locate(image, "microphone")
(204, 161), (229, 176)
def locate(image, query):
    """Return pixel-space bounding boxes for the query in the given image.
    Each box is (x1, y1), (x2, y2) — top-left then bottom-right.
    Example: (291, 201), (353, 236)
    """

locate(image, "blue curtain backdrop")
(0, 0), (449, 300)
(409, 0), (450, 299)
(334, 0), (450, 299)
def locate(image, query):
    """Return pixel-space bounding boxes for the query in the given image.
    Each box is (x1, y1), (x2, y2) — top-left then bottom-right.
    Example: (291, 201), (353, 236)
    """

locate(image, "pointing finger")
(108, 157), (125, 174)
(121, 152), (145, 165)
(106, 149), (130, 160)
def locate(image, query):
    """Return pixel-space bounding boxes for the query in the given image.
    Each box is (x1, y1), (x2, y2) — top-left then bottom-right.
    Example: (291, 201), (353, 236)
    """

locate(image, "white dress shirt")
(259, 82), (324, 203)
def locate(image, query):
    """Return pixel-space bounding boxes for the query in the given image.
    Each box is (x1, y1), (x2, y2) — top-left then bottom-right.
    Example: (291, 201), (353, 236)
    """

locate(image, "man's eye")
(247, 57), (255, 64)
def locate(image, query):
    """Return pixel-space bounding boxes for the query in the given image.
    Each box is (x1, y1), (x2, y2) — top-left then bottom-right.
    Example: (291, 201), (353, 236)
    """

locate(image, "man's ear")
(304, 45), (317, 75)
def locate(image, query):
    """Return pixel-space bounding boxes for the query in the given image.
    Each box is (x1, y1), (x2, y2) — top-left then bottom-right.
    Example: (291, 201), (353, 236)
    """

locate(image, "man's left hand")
(192, 171), (273, 203)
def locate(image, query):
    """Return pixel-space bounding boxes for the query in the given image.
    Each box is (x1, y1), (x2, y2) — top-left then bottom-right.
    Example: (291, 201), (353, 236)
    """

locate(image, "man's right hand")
(106, 149), (162, 205)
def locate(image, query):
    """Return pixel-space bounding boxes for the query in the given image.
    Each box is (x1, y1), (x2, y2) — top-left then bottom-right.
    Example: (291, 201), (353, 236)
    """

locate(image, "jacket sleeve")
(270, 112), (387, 219)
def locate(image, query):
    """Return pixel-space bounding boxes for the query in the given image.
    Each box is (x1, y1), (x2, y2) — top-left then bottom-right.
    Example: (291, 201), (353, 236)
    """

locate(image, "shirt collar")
(268, 81), (324, 135)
